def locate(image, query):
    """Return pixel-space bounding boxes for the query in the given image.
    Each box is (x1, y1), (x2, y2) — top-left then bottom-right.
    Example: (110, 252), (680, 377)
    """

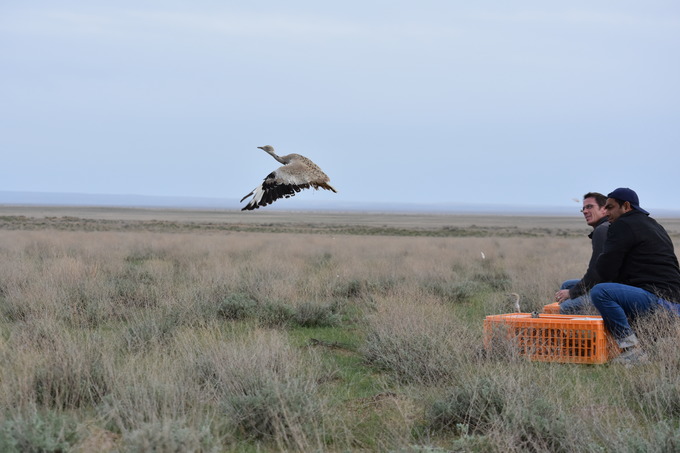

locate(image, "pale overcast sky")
(1, 2), (679, 211)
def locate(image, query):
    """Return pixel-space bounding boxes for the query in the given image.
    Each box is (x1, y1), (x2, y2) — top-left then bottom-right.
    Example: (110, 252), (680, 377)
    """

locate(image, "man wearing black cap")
(590, 188), (680, 365)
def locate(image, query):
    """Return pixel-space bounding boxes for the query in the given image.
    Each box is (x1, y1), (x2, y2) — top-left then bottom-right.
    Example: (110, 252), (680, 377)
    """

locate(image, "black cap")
(607, 187), (649, 215)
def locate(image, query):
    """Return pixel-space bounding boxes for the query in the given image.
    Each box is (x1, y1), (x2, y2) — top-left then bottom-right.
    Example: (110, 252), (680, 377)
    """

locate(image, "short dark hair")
(583, 192), (607, 208)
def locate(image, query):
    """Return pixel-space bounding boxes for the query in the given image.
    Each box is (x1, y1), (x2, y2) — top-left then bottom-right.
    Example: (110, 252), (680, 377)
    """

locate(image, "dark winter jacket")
(568, 217), (609, 299)
(595, 210), (680, 302)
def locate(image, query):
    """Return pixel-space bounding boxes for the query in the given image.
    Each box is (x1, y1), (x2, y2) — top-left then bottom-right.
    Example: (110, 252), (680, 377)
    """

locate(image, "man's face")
(582, 197), (607, 227)
(604, 198), (628, 223)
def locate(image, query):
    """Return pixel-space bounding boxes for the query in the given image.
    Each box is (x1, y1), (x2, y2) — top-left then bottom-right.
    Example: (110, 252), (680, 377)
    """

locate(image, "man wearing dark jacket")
(555, 192), (610, 314)
(591, 188), (680, 365)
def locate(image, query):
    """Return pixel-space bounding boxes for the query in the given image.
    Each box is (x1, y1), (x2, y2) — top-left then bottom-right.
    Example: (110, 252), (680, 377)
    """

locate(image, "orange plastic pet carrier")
(484, 313), (620, 364)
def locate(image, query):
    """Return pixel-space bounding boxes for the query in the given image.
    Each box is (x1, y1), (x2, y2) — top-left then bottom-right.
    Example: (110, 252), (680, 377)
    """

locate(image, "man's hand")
(555, 289), (570, 304)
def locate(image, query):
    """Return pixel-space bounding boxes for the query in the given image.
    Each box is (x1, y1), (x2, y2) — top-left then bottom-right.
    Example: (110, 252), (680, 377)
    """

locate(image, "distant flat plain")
(3, 205), (680, 237)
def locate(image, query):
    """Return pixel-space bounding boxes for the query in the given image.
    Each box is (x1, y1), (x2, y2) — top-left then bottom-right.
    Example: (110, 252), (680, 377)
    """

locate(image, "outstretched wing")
(241, 161), (337, 211)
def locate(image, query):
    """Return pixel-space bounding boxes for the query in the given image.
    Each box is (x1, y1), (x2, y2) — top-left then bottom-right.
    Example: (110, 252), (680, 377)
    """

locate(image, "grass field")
(1, 207), (680, 452)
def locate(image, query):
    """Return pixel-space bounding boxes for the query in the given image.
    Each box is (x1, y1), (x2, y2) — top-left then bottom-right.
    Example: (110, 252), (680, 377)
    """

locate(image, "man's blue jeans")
(590, 283), (680, 341)
(559, 279), (590, 315)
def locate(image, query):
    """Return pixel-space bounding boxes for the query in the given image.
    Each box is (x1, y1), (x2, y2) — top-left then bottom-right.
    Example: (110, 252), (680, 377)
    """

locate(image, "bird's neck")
(265, 150), (286, 164)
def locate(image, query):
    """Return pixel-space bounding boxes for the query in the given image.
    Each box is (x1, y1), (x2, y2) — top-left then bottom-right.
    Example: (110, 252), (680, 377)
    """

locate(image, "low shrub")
(123, 312), (180, 352)
(225, 380), (318, 442)
(292, 301), (340, 328)
(216, 293), (258, 320)
(472, 269), (512, 291)
(362, 330), (456, 385)
(26, 331), (112, 410)
(109, 265), (159, 308)
(629, 377), (680, 421)
(257, 301), (295, 328)
(332, 278), (365, 299)
(424, 280), (484, 304)
(426, 377), (504, 435)
(217, 295), (340, 329)
(0, 410), (79, 453)
(121, 420), (216, 453)
(501, 396), (572, 453)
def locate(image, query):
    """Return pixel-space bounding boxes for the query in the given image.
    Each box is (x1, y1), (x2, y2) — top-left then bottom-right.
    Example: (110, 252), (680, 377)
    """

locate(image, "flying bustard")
(240, 145), (337, 211)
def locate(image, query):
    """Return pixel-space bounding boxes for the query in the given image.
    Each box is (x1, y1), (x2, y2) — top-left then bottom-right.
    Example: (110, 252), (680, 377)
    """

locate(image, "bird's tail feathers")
(316, 182), (338, 193)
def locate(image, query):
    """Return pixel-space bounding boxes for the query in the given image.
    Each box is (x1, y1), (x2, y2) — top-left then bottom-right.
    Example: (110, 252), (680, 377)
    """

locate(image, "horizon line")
(2, 190), (680, 217)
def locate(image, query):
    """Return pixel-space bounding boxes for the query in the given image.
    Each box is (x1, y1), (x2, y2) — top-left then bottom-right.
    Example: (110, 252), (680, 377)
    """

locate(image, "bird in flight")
(240, 145), (337, 211)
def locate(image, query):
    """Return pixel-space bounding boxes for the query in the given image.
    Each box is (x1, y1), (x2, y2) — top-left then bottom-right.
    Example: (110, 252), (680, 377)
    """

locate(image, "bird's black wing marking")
(259, 180), (310, 207)
(241, 169), (313, 210)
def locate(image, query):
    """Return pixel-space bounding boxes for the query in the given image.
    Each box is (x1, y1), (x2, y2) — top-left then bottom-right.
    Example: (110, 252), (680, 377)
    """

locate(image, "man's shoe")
(610, 347), (649, 367)
(616, 334), (639, 349)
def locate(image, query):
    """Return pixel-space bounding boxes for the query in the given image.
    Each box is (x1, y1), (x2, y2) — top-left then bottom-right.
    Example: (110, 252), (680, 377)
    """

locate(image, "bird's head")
(507, 292), (521, 312)
(257, 145), (275, 152)
(507, 293), (520, 303)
